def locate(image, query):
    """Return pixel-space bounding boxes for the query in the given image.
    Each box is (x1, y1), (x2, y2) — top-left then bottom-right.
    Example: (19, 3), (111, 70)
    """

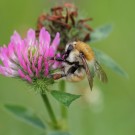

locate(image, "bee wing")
(94, 61), (108, 83)
(79, 54), (93, 90)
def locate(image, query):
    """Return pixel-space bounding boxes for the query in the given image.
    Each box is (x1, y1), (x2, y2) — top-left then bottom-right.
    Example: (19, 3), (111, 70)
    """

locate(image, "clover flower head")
(0, 28), (60, 83)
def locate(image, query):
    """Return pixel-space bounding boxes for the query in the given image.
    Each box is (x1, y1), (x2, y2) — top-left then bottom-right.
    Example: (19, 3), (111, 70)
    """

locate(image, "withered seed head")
(36, 3), (93, 52)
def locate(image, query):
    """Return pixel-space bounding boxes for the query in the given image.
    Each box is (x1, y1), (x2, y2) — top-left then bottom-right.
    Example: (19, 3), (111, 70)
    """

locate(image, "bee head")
(63, 41), (77, 59)
(65, 41), (77, 51)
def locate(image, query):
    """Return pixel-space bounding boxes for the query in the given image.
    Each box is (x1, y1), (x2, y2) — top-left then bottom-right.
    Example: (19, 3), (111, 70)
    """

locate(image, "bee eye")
(68, 45), (74, 51)
(64, 44), (73, 59)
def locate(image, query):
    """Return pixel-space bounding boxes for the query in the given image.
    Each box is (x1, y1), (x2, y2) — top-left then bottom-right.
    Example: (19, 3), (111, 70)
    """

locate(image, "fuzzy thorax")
(75, 41), (94, 61)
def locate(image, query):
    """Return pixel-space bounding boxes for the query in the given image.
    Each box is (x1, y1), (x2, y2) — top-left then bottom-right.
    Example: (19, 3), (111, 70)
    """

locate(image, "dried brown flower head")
(36, 3), (93, 52)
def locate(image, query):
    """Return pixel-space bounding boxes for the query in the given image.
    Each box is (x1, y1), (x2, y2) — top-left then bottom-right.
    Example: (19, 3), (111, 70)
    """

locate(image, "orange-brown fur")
(75, 41), (94, 61)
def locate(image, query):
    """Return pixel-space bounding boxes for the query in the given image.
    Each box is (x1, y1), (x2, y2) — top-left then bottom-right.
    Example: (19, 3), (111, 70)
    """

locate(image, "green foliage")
(90, 24), (112, 43)
(48, 131), (71, 135)
(4, 104), (45, 129)
(93, 48), (128, 77)
(51, 90), (81, 107)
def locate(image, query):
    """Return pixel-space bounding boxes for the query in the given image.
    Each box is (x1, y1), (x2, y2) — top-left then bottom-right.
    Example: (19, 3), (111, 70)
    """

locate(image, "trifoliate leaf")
(4, 104), (45, 129)
(51, 90), (81, 107)
(90, 24), (112, 43)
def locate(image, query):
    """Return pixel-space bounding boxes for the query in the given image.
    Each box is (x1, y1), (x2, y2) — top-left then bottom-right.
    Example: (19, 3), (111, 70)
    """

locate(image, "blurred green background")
(0, 0), (135, 135)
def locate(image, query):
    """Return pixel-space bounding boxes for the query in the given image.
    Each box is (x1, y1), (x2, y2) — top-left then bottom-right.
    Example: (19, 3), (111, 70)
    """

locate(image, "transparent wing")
(79, 54), (93, 90)
(94, 61), (108, 83)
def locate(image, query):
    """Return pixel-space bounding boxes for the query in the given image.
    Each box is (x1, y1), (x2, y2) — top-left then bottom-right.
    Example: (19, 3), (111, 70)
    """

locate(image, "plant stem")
(59, 80), (67, 119)
(61, 105), (67, 119)
(41, 93), (58, 128)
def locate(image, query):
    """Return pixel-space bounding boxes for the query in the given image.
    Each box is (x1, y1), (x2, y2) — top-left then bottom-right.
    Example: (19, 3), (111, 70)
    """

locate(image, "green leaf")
(90, 24), (112, 43)
(48, 131), (71, 135)
(4, 104), (46, 129)
(93, 48), (128, 78)
(51, 90), (81, 107)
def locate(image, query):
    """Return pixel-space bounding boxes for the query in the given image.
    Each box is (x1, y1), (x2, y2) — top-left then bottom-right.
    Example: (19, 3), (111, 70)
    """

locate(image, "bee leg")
(48, 66), (79, 80)
(49, 57), (64, 62)
(48, 73), (66, 80)
(49, 56), (79, 65)
(67, 63), (79, 74)
(48, 63), (81, 80)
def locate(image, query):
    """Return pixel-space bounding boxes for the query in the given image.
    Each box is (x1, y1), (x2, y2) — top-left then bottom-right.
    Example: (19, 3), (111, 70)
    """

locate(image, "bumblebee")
(50, 41), (107, 90)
